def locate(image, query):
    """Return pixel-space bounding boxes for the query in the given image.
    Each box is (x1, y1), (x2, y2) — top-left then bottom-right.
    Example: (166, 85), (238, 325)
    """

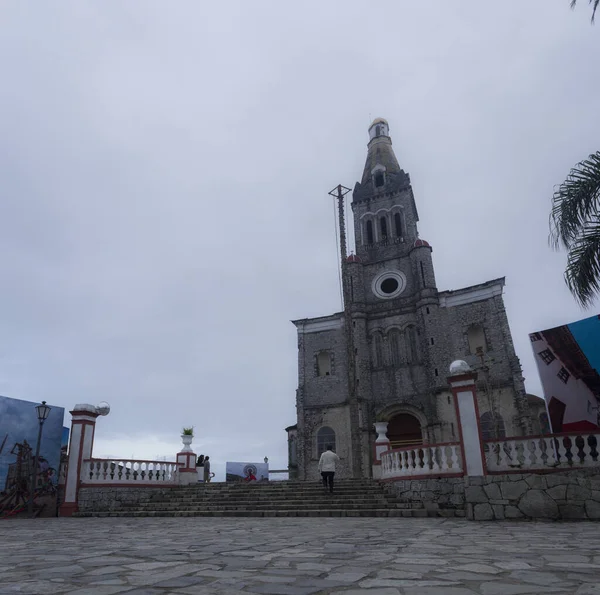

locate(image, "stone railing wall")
(464, 470), (600, 520)
(78, 486), (173, 513)
(484, 432), (600, 473)
(380, 442), (463, 480)
(81, 459), (181, 486)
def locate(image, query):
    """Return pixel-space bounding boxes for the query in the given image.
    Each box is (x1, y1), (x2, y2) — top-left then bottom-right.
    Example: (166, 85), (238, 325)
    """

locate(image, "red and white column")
(59, 404), (101, 517)
(176, 450), (198, 485)
(447, 361), (486, 476)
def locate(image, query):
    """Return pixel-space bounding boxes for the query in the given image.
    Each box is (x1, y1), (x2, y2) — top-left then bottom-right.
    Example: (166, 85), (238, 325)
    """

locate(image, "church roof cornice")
(438, 278), (506, 308)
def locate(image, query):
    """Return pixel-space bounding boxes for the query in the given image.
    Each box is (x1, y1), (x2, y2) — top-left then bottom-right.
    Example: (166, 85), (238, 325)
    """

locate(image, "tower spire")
(360, 118), (402, 187)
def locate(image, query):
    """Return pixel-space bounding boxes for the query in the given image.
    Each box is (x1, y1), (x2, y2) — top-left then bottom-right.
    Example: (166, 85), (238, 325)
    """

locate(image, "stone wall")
(78, 486), (173, 512)
(387, 470), (600, 521)
(465, 471), (600, 521)
(386, 477), (467, 517)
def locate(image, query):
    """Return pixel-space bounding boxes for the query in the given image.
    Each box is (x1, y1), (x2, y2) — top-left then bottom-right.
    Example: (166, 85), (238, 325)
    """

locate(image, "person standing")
(317, 445), (340, 493)
(203, 456), (211, 483)
(196, 454), (204, 483)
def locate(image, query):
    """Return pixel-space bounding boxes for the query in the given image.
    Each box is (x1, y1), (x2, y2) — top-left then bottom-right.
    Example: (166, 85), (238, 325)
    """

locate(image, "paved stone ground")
(1, 518), (600, 595)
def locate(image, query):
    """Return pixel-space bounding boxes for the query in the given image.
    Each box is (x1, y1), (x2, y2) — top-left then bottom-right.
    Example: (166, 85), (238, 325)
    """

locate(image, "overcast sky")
(0, 1), (598, 479)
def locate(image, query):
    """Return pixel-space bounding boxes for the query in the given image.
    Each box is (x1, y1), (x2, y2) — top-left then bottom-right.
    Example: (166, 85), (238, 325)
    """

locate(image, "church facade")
(289, 118), (534, 481)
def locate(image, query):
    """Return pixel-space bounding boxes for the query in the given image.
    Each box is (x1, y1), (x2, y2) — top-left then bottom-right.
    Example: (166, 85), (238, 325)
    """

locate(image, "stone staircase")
(74, 479), (456, 518)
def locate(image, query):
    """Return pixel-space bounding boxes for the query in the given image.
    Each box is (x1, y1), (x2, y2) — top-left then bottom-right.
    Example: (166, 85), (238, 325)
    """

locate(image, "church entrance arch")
(387, 413), (423, 449)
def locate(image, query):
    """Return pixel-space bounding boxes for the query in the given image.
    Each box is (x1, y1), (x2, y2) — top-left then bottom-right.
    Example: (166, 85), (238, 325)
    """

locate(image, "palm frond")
(570, 0), (600, 23)
(549, 152), (600, 250)
(563, 219), (600, 307)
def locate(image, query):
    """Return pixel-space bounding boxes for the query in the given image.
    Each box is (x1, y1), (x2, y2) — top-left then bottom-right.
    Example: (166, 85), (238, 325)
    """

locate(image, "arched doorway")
(387, 413), (423, 449)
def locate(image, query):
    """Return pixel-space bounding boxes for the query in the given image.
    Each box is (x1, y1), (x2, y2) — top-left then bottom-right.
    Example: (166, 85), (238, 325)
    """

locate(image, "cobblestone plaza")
(1, 517), (599, 595)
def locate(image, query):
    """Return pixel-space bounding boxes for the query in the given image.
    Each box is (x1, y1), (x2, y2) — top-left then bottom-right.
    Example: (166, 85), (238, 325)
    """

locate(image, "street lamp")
(28, 401), (51, 517)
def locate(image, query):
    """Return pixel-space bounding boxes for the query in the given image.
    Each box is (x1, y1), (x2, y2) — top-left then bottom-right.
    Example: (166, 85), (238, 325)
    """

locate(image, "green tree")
(548, 2), (599, 307)
(571, 0), (599, 22)
(550, 154), (600, 307)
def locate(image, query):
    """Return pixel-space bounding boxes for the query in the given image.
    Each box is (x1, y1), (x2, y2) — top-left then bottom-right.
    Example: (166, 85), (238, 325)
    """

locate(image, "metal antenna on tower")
(328, 184), (363, 479)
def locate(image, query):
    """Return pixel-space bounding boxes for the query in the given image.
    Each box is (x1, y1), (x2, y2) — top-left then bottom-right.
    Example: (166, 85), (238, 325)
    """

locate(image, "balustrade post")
(59, 403), (109, 517)
(176, 449), (198, 485)
(447, 361), (486, 477)
(372, 421), (391, 479)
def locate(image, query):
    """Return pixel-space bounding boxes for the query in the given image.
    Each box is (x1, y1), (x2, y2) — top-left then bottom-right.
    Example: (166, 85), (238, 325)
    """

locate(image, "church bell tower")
(346, 118), (437, 309)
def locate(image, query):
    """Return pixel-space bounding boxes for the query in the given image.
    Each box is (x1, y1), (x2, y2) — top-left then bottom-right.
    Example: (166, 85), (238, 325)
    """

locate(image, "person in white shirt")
(318, 445), (340, 493)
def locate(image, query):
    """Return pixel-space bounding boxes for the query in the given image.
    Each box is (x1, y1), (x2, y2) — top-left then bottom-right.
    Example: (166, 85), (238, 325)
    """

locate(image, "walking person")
(318, 445), (340, 494)
(203, 456), (211, 483)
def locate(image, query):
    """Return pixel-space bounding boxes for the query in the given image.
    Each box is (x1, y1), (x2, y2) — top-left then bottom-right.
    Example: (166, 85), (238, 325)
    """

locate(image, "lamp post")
(28, 401), (51, 517)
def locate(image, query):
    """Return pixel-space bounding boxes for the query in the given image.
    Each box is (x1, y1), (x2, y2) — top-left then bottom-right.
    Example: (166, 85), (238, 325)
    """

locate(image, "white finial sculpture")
(96, 402), (110, 416)
(449, 360), (471, 375)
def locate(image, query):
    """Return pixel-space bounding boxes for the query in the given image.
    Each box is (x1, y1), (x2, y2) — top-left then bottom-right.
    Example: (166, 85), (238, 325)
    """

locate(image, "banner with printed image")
(530, 314), (600, 433)
(0, 395), (65, 517)
(225, 461), (269, 483)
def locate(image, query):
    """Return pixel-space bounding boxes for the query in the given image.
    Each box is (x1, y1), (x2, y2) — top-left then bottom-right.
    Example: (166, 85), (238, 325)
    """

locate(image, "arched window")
(394, 212), (402, 238)
(480, 412), (506, 441)
(317, 426), (336, 456)
(467, 325), (487, 355)
(405, 326), (418, 364)
(375, 125), (381, 136)
(372, 334), (384, 368)
(539, 412), (551, 434)
(380, 217), (388, 239)
(317, 351), (331, 377)
(389, 329), (401, 366)
(374, 172), (384, 187)
(366, 220), (374, 244)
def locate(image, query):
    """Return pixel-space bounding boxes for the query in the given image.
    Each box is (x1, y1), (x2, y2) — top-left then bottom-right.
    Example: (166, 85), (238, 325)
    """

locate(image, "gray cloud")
(0, 1), (598, 477)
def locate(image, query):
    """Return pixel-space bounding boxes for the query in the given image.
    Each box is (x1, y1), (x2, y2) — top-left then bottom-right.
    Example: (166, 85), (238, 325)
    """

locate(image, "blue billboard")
(530, 314), (600, 433)
(0, 395), (65, 516)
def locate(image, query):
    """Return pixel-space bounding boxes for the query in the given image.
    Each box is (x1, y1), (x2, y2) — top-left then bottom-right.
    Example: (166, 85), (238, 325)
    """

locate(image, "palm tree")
(549, 152), (600, 307)
(571, 0), (599, 22)
(548, 2), (599, 307)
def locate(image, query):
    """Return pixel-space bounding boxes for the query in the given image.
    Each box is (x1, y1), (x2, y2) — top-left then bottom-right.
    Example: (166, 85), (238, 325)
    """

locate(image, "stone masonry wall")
(388, 469), (600, 521)
(386, 477), (467, 517)
(78, 486), (173, 512)
(465, 471), (600, 521)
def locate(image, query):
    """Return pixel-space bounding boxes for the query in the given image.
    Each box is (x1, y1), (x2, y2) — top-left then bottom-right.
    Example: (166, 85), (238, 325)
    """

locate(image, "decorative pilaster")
(59, 404), (100, 517)
(447, 360), (486, 477)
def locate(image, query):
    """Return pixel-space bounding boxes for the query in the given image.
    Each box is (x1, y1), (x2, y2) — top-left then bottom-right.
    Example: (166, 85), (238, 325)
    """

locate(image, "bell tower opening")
(387, 413), (423, 449)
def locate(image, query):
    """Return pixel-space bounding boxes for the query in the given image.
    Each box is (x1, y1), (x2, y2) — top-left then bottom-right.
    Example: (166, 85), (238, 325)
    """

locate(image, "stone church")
(287, 118), (537, 481)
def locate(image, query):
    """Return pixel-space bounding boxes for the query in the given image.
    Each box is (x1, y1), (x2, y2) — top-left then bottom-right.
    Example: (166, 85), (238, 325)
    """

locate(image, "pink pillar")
(59, 404), (100, 517)
(447, 360), (486, 476)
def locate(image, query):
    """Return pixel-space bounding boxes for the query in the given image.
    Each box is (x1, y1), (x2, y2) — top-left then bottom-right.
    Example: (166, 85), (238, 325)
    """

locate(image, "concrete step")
(176, 487), (380, 492)
(138, 495), (413, 503)
(119, 502), (424, 511)
(74, 479), (445, 518)
(73, 508), (441, 518)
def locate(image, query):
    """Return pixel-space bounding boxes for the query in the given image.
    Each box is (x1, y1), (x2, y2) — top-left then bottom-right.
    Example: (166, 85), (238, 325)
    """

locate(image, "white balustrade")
(81, 459), (181, 485)
(485, 433), (600, 472)
(380, 443), (463, 480)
